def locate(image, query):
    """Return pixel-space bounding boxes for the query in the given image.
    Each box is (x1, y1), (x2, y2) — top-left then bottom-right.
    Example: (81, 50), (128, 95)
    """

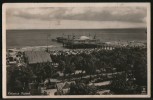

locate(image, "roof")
(49, 79), (60, 83)
(89, 81), (110, 86)
(44, 79), (60, 84)
(24, 51), (52, 64)
(56, 81), (76, 90)
(56, 83), (64, 91)
(63, 82), (71, 89)
(79, 36), (90, 40)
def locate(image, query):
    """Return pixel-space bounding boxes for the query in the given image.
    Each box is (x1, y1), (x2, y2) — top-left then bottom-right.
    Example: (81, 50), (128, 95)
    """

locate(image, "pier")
(54, 35), (116, 49)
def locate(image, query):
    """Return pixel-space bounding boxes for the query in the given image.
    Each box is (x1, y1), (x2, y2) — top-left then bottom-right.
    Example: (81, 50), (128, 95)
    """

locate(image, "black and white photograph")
(2, 3), (151, 98)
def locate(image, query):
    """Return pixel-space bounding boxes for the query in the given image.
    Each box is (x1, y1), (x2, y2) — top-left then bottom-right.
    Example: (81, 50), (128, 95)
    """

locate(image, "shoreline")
(6, 40), (147, 51)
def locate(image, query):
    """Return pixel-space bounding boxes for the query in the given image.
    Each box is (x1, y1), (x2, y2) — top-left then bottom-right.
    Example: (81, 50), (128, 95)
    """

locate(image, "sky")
(5, 4), (147, 29)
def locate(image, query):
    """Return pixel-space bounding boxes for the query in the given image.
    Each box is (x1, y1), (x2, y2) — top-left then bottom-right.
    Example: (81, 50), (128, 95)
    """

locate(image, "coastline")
(6, 40), (147, 52)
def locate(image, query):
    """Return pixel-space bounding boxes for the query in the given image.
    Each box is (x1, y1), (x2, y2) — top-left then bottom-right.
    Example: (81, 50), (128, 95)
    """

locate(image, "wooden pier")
(62, 39), (116, 50)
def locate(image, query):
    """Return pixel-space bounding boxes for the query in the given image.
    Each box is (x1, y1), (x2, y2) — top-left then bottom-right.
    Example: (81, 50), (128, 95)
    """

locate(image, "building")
(63, 36), (101, 49)
(24, 51), (53, 74)
(55, 81), (76, 95)
(24, 51), (52, 65)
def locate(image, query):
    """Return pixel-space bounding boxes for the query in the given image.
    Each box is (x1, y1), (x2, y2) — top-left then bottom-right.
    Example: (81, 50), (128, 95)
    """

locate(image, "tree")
(110, 71), (140, 94)
(64, 57), (75, 80)
(69, 81), (97, 95)
(59, 60), (66, 72)
(85, 55), (96, 81)
(43, 62), (56, 79)
(7, 64), (34, 94)
(75, 55), (86, 79)
(133, 53), (147, 86)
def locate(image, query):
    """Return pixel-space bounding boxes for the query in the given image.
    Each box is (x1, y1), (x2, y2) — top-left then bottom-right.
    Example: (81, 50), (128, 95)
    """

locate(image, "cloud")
(6, 7), (147, 23)
(62, 7), (146, 23)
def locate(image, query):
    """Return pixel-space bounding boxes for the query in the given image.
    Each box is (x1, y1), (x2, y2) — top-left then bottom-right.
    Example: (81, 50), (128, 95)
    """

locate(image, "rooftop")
(24, 51), (52, 64)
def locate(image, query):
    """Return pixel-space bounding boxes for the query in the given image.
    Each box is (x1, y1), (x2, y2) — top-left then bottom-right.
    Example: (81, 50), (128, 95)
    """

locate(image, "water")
(6, 28), (146, 49)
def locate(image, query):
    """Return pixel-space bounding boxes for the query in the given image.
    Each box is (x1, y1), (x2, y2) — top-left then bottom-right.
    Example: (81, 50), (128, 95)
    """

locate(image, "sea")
(6, 28), (147, 49)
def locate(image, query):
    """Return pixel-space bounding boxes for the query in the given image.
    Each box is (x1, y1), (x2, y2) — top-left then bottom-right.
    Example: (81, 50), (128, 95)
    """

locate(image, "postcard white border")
(2, 3), (151, 98)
